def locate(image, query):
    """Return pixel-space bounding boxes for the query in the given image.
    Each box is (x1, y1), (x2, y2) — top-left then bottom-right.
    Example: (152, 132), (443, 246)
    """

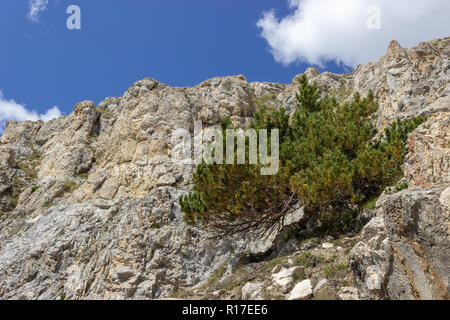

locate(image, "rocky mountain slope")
(0, 37), (448, 300)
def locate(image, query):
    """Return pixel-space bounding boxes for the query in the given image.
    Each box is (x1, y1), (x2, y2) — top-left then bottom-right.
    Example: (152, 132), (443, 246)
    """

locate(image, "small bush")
(43, 201), (53, 208)
(395, 182), (409, 192)
(74, 172), (88, 180)
(63, 181), (80, 194)
(9, 196), (19, 210)
(292, 268), (306, 282)
(324, 263), (349, 278)
(293, 252), (323, 268)
(253, 92), (279, 107)
(168, 288), (190, 299)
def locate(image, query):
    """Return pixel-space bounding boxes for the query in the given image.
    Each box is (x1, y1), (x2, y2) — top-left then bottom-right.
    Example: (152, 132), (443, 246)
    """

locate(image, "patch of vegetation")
(150, 224), (160, 230)
(9, 196), (19, 210)
(298, 237), (320, 247)
(16, 161), (38, 180)
(31, 186), (40, 193)
(63, 181), (80, 194)
(206, 259), (229, 288)
(261, 288), (284, 300)
(361, 196), (378, 209)
(339, 279), (351, 288)
(253, 92), (279, 107)
(330, 85), (351, 99)
(168, 288), (190, 299)
(292, 267), (306, 282)
(16, 147), (42, 181)
(292, 252), (324, 268)
(180, 75), (427, 238)
(395, 182), (409, 192)
(263, 256), (287, 272)
(43, 201), (53, 208)
(21, 147), (41, 162)
(223, 267), (252, 291)
(311, 286), (338, 300)
(327, 254), (338, 263)
(74, 172), (89, 180)
(2, 147), (44, 213)
(88, 145), (97, 154)
(324, 263), (349, 278)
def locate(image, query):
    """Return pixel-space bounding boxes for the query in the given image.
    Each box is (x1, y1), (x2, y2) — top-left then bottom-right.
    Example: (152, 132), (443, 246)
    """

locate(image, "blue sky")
(0, 0), (448, 131)
(0, 0), (343, 120)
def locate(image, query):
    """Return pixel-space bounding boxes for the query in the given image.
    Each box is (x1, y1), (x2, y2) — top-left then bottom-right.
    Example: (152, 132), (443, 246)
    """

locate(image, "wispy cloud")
(257, 0), (450, 67)
(27, 0), (49, 22)
(0, 90), (61, 134)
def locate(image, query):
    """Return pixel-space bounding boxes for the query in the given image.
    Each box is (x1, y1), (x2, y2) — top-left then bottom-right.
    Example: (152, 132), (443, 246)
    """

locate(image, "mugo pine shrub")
(180, 75), (426, 238)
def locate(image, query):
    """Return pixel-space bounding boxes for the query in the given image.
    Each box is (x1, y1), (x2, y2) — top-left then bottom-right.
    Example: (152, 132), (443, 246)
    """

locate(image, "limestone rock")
(287, 279), (313, 300)
(272, 266), (299, 293)
(338, 287), (359, 300)
(313, 279), (329, 294)
(242, 282), (265, 300)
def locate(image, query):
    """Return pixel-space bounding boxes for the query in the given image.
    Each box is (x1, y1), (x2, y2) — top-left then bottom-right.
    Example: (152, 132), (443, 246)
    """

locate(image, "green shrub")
(293, 252), (323, 268)
(180, 75), (426, 237)
(395, 182), (409, 192)
(43, 201), (53, 208)
(253, 92), (279, 107)
(74, 172), (89, 180)
(63, 181), (79, 194)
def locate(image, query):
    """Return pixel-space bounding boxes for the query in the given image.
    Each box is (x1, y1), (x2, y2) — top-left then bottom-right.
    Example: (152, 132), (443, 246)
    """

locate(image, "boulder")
(272, 266), (300, 293)
(242, 282), (265, 300)
(287, 279), (313, 300)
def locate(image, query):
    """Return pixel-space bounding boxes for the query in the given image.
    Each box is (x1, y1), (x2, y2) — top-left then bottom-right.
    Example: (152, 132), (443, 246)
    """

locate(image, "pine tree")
(180, 75), (426, 238)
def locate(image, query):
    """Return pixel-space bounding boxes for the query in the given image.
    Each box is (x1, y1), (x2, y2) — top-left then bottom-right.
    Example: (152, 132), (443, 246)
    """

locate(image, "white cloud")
(257, 0), (450, 67)
(0, 91), (61, 134)
(27, 0), (49, 22)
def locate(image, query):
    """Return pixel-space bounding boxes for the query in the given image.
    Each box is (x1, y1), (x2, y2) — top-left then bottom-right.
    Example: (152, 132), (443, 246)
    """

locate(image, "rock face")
(350, 112), (450, 300)
(0, 77), (256, 299)
(0, 37), (448, 300)
(403, 112), (450, 186)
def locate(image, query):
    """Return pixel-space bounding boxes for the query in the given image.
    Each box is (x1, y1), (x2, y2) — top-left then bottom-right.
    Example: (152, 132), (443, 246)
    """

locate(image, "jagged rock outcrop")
(350, 112), (450, 300)
(0, 37), (448, 299)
